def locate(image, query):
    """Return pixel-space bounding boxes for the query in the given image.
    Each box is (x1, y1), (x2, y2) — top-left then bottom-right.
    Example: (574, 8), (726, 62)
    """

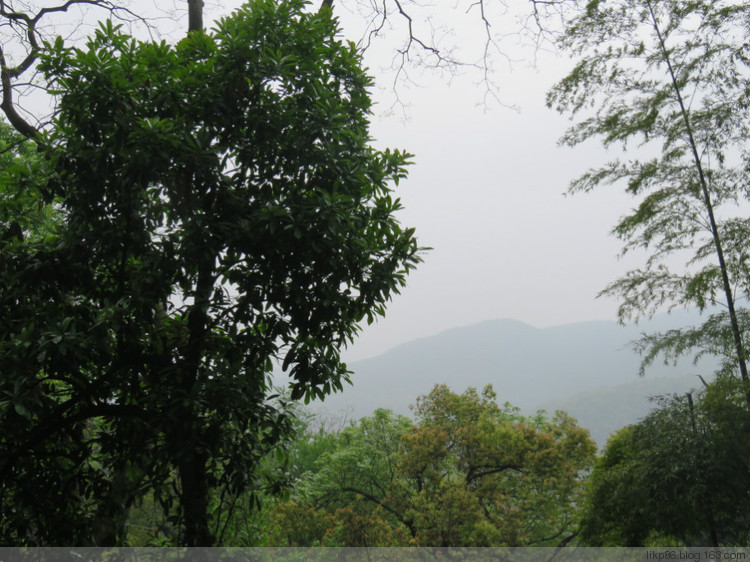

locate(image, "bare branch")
(342, 0), (562, 112)
(361, 0), (388, 52)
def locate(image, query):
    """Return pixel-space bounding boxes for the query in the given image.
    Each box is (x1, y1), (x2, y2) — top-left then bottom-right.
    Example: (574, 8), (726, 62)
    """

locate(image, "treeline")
(124, 381), (750, 547)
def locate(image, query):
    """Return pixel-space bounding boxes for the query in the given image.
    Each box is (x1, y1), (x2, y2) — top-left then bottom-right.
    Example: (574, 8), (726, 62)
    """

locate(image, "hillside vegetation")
(307, 313), (716, 446)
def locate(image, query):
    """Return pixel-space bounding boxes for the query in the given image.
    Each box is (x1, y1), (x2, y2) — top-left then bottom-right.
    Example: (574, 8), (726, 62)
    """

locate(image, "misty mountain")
(306, 311), (718, 446)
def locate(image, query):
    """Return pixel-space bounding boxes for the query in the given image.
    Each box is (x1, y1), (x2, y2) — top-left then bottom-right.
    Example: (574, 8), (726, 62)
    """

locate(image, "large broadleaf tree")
(0, 0), (420, 545)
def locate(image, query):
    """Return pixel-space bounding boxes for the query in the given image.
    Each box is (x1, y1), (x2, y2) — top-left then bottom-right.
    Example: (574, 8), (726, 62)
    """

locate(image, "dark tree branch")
(187, 0), (203, 33)
(527, 0), (566, 35)
(341, 486), (416, 537)
(525, 526), (578, 547)
(465, 463), (522, 485)
(0, 402), (154, 481)
(0, 0), (153, 139)
(344, 0), (558, 112)
(0, 46), (39, 139)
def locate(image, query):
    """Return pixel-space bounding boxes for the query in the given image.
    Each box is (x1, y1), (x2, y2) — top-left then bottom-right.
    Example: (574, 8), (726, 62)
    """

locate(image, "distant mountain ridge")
(306, 311), (718, 446)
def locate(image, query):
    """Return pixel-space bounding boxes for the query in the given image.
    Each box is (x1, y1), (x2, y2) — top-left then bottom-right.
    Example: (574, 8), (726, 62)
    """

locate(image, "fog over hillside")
(301, 310), (718, 446)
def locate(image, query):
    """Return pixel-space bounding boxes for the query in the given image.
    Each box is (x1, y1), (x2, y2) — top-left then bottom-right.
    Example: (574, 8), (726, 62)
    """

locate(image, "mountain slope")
(539, 375), (700, 446)
(305, 312), (717, 445)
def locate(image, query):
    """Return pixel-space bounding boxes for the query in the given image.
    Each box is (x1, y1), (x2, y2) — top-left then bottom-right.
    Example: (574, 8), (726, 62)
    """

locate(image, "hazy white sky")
(346, 71), (642, 361)
(315, 2), (648, 361)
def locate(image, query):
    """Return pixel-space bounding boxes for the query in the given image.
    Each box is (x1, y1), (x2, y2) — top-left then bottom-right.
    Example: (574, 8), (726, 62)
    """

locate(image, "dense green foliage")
(0, 126), (59, 243)
(264, 385), (596, 547)
(0, 0), (419, 546)
(549, 0), (750, 546)
(580, 380), (750, 546)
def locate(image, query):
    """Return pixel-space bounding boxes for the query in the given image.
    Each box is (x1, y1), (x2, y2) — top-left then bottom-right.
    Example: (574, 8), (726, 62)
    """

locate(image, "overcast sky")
(348, 78), (646, 361)
(315, 1), (652, 361)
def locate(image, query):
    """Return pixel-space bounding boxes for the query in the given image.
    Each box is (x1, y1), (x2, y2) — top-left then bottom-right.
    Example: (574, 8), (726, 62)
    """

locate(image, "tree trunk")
(178, 447), (214, 546)
(187, 0), (203, 33)
(175, 246), (216, 546)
